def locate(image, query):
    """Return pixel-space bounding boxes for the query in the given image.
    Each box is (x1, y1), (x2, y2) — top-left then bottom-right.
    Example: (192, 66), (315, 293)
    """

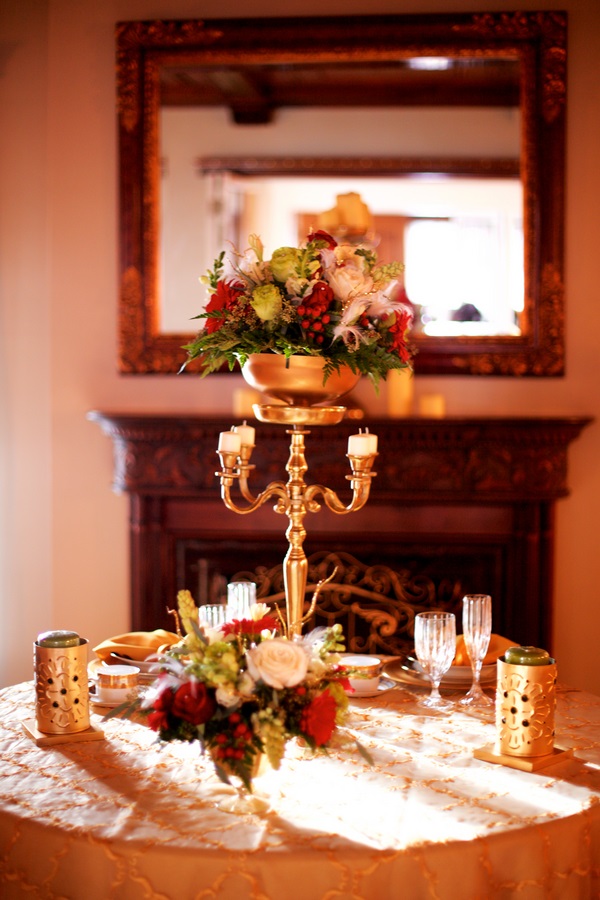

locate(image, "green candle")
(37, 630), (80, 648)
(504, 645), (551, 666)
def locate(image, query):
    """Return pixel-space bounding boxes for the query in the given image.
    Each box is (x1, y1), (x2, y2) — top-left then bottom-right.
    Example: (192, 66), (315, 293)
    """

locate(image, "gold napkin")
(93, 629), (179, 663)
(453, 633), (515, 667)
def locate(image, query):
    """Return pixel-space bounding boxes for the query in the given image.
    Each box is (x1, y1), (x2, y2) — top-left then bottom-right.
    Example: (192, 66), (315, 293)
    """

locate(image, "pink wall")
(1, 0), (599, 692)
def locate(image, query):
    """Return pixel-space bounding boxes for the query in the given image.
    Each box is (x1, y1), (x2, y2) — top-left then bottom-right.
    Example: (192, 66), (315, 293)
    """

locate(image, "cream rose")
(326, 264), (373, 305)
(246, 638), (308, 689)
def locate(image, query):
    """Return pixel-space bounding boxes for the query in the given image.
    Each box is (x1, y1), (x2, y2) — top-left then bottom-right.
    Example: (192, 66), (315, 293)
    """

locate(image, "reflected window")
(405, 216), (523, 336)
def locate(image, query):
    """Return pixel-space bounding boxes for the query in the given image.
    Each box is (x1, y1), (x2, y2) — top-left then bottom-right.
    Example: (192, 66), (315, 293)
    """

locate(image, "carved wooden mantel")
(89, 413), (591, 651)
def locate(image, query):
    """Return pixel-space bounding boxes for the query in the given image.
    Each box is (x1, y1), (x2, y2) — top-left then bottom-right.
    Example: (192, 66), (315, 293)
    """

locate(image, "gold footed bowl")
(241, 354), (360, 407)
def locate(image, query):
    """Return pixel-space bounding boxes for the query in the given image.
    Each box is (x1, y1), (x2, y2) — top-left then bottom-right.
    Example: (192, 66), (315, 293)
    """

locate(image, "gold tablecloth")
(0, 680), (598, 899)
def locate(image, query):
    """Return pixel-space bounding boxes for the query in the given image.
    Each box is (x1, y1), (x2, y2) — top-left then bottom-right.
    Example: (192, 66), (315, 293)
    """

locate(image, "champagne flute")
(414, 611), (456, 711)
(459, 594), (494, 709)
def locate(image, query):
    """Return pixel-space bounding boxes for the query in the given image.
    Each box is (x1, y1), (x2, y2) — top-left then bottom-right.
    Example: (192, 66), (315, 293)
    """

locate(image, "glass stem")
(430, 678), (443, 702)
(471, 661), (483, 694)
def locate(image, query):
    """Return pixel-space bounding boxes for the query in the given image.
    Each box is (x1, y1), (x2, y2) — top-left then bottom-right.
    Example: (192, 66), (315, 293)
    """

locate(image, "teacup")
(96, 664), (140, 703)
(341, 655), (382, 693)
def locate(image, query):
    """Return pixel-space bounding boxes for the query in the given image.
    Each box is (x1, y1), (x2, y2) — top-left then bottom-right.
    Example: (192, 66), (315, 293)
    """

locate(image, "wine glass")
(459, 594), (494, 709)
(413, 611), (456, 711)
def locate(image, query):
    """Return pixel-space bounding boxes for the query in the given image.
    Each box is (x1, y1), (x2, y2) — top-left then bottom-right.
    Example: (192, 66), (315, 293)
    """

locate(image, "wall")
(1, 0), (599, 693)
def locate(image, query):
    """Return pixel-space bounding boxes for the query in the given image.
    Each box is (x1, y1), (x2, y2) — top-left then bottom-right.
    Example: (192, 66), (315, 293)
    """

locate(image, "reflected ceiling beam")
(159, 61), (520, 117)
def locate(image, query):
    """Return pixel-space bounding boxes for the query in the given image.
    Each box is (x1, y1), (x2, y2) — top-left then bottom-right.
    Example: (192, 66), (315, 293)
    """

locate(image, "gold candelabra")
(216, 404), (377, 636)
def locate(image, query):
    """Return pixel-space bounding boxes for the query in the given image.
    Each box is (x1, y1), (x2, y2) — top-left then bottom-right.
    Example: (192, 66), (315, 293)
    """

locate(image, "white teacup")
(96, 664), (140, 703)
(341, 655), (382, 693)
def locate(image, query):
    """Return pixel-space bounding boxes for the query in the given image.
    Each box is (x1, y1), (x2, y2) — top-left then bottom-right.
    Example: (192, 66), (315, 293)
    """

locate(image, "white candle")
(234, 421), (255, 446)
(348, 430), (377, 456)
(218, 431), (242, 453)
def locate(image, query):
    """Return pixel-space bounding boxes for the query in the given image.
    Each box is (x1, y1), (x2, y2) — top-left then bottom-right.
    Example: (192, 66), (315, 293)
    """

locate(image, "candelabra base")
(253, 405), (347, 426)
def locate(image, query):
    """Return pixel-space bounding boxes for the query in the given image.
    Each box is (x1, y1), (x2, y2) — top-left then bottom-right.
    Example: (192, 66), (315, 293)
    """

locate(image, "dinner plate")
(384, 657), (496, 688)
(345, 677), (396, 700)
(108, 653), (162, 673)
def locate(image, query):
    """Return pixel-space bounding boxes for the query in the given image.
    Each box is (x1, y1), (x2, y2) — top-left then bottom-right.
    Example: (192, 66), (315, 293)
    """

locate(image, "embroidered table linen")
(0, 681), (598, 899)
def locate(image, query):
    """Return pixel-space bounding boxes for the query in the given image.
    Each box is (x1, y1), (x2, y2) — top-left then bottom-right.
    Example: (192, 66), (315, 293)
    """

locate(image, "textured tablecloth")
(0, 680), (598, 899)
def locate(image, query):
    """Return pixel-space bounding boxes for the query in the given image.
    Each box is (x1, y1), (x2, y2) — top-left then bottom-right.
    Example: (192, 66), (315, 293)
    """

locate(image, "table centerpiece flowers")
(181, 230), (413, 388)
(109, 590), (369, 793)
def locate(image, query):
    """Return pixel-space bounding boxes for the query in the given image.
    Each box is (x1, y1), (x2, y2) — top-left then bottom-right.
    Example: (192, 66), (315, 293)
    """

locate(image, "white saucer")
(345, 677), (396, 699)
(90, 694), (131, 709)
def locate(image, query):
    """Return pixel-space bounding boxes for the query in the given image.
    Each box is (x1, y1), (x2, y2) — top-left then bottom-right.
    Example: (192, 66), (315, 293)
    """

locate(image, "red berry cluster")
(297, 302), (331, 345)
(212, 712), (253, 761)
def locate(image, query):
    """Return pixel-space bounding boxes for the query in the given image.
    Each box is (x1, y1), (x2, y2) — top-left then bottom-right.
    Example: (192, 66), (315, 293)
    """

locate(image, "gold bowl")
(241, 354), (360, 407)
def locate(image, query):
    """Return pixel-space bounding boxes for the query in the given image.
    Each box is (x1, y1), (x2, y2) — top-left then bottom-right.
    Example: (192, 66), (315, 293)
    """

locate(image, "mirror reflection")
(159, 81), (522, 339)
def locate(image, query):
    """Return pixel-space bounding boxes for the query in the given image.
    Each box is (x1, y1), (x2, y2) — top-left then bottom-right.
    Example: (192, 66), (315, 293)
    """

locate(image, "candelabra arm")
(216, 456), (288, 516)
(220, 479), (288, 515)
(304, 454), (377, 515)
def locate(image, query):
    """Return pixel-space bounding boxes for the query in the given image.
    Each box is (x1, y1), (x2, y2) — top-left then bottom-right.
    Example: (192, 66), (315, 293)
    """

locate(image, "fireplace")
(89, 413), (590, 652)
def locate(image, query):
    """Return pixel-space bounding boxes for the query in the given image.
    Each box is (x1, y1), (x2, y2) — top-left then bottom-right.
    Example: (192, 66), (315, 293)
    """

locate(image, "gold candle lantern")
(34, 633), (90, 734)
(496, 653), (557, 758)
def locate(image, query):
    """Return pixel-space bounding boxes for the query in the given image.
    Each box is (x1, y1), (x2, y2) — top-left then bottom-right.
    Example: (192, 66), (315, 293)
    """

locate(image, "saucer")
(90, 694), (130, 710)
(345, 677), (396, 699)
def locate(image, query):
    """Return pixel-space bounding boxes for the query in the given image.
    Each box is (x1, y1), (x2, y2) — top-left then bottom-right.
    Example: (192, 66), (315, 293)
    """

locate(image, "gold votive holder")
(34, 637), (90, 734)
(496, 656), (557, 757)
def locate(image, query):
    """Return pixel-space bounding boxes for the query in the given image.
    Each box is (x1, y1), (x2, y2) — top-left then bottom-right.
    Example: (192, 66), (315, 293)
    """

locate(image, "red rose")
(300, 689), (338, 747)
(147, 685), (174, 732)
(172, 681), (216, 726)
(304, 281), (334, 312)
(204, 280), (244, 334)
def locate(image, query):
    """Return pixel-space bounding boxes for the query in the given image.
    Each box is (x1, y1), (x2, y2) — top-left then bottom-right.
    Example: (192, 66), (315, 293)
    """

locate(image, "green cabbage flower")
(270, 247), (301, 282)
(251, 284), (283, 321)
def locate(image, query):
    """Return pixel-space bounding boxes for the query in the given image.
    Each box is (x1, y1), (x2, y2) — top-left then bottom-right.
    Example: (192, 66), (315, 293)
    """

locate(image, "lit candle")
(218, 431), (242, 454)
(348, 429), (378, 456)
(234, 421), (255, 446)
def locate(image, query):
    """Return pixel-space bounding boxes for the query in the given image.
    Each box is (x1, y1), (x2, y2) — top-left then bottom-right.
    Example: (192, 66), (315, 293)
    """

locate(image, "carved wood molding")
(88, 413), (591, 502)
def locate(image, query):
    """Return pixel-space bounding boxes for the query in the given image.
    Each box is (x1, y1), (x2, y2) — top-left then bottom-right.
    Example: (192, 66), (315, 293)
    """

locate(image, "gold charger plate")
(384, 656), (496, 688)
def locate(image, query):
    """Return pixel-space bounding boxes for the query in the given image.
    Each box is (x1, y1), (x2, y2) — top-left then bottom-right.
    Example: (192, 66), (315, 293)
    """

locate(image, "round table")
(0, 680), (599, 899)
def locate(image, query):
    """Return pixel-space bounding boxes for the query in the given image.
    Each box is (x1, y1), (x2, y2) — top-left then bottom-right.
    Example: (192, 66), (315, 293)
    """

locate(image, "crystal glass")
(459, 594), (494, 709)
(227, 581), (257, 621)
(414, 611), (456, 711)
(198, 604), (228, 629)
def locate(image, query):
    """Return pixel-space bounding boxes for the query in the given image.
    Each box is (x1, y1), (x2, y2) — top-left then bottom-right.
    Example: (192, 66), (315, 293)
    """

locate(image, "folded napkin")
(453, 633), (515, 667)
(93, 629), (179, 663)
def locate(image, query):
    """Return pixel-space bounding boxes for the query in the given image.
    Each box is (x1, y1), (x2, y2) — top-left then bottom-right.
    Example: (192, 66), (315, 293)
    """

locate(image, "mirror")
(116, 12), (566, 376)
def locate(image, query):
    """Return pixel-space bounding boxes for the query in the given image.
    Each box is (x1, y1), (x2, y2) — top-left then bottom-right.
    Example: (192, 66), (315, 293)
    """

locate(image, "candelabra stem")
(281, 429), (310, 636)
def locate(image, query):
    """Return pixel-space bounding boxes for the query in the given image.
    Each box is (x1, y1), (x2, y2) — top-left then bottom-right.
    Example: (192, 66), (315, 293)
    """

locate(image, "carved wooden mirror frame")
(116, 12), (566, 376)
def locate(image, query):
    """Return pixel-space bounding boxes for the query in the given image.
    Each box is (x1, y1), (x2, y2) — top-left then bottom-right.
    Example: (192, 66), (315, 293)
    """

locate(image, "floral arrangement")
(111, 590), (366, 792)
(182, 230), (413, 387)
